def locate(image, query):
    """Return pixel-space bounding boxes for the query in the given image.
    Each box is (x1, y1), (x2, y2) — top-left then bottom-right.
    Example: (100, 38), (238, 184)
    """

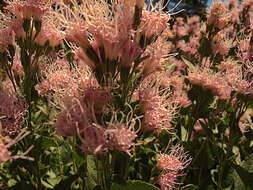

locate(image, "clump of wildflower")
(120, 40), (142, 68)
(141, 36), (172, 77)
(172, 17), (190, 38)
(225, 62), (253, 99)
(6, 0), (55, 21)
(157, 145), (192, 190)
(139, 75), (178, 132)
(79, 124), (107, 155)
(84, 0), (133, 61)
(0, 87), (26, 136)
(207, 1), (231, 30)
(159, 172), (181, 190)
(12, 49), (23, 76)
(138, 9), (169, 40)
(55, 97), (92, 137)
(188, 66), (231, 100)
(0, 14), (15, 53)
(106, 123), (137, 156)
(211, 32), (232, 56)
(34, 16), (64, 47)
(35, 59), (92, 104)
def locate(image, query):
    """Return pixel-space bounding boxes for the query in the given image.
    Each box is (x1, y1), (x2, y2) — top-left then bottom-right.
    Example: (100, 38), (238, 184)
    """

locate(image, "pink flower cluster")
(139, 75), (178, 133)
(0, 88), (26, 136)
(55, 96), (137, 155)
(157, 145), (192, 190)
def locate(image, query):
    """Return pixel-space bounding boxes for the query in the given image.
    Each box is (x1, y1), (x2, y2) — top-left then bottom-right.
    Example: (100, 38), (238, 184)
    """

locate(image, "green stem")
(217, 160), (224, 190)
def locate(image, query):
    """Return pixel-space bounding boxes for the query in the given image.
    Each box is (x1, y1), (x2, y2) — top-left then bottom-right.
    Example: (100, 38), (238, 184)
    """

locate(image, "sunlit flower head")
(207, 1), (231, 30)
(6, 0), (55, 20)
(157, 145), (192, 190)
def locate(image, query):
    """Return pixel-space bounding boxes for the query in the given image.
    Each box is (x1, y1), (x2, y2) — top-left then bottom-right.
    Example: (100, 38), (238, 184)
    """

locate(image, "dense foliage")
(0, 0), (252, 190)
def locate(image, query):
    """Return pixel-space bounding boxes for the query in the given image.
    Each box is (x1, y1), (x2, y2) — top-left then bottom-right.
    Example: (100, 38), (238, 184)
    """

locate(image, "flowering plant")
(0, 0), (252, 190)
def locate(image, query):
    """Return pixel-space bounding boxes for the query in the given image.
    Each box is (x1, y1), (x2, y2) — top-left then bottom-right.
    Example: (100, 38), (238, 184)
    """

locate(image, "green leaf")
(231, 161), (253, 189)
(41, 179), (54, 189)
(37, 105), (48, 115)
(47, 176), (62, 187)
(181, 56), (194, 72)
(85, 155), (98, 190)
(110, 180), (160, 190)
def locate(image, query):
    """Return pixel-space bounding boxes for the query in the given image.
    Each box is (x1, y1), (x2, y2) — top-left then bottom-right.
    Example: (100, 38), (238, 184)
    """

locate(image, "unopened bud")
(8, 44), (16, 58)
(23, 19), (31, 33)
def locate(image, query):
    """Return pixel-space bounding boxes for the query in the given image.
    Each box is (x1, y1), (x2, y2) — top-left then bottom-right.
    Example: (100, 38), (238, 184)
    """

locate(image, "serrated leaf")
(86, 155), (98, 189)
(40, 137), (57, 149)
(47, 176), (62, 187)
(110, 180), (160, 190)
(41, 179), (54, 189)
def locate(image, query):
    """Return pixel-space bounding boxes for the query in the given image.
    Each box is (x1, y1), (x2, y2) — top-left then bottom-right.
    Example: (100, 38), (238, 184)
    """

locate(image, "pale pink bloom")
(12, 49), (23, 76)
(162, 29), (175, 40)
(84, 87), (111, 114)
(187, 15), (200, 25)
(211, 32), (232, 56)
(6, 0), (55, 20)
(0, 16), (15, 53)
(120, 40), (142, 68)
(80, 124), (107, 155)
(219, 58), (237, 71)
(35, 62), (79, 99)
(0, 92), (26, 137)
(157, 145), (192, 190)
(159, 173), (180, 190)
(176, 17), (185, 26)
(142, 37), (171, 77)
(207, 1), (231, 30)
(239, 38), (250, 53)
(139, 10), (169, 39)
(157, 145), (192, 172)
(174, 96), (192, 108)
(83, 1), (133, 60)
(177, 25), (190, 38)
(106, 124), (137, 155)
(10, 18), (26, 39)
(188, 66), (231, 100)
(143, 108), (173, 132)
(55, 97), (92, 137)
(242, 0), (253, 11)
(65, 22), (90, 50)
(34, 19), (64, 47)
(139, 76), (178, 132)
(35, 59), (92, 103)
